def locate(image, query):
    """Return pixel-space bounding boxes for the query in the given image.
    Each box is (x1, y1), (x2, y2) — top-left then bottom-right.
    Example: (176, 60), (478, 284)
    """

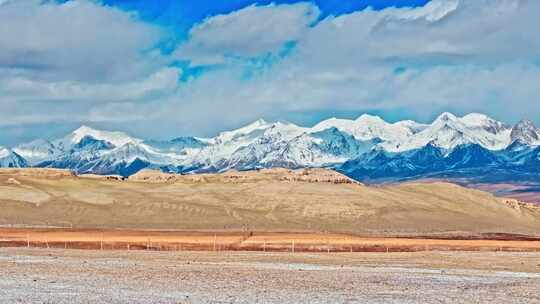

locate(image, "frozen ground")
(1, 248), (539, 303)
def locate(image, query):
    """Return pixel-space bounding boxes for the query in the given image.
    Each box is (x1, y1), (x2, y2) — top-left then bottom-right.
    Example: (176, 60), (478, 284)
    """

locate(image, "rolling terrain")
(1, 168), (539, 237)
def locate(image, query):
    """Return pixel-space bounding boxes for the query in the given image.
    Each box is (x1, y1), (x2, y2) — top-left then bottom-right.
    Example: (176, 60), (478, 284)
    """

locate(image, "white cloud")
(0, 0), (165, 82)
(2, 0), (540, 143)
(0, 67), (180, 103)
(163, 0), (540, 134)
(174, 3), (320, 65)
(0, 0), (180, 131)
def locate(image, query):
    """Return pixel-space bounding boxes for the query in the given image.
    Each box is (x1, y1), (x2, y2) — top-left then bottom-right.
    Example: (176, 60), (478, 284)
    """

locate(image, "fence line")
(2, 239), (539, 253)
(1, 230), (539, 253)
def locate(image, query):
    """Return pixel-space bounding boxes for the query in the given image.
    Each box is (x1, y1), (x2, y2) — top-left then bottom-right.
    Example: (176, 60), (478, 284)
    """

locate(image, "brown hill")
(129, 168), (359, 184)
(0, 168), (539, 236)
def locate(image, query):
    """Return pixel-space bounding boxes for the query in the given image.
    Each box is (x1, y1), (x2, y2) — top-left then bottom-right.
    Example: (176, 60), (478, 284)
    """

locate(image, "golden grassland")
(0, 168), (538, 237)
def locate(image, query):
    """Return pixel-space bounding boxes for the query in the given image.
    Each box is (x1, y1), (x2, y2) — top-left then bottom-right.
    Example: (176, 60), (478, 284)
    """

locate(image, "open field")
(409, 178), (540, 205)
(2, 169), (540, 303)
(1, 168), (540, 237)
(1, 248), (540, 303)
(1, 228), (540, 253)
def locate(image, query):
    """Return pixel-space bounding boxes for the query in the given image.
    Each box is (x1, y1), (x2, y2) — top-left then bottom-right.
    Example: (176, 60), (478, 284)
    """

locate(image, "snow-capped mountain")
(311, 114), (416, 143)
(14, 125), (178, 175)
(4, 113), (540, 182)
(14, 139), (64, 166)
(510, 120), (540, 146)
(0, 146), (27, 168)
(37, 131), (182, 176)
(380, 113), (511, 152)
(69, 125), (141, 147)
(144, 137), (208, 153)
(13, 126), (142, 166)
(221, 125), (373, 170)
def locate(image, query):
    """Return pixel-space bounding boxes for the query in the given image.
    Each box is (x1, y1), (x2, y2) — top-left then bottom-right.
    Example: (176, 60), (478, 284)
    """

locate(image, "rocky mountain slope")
(3, 113), (540, 187)
(0, 147), (27, 168)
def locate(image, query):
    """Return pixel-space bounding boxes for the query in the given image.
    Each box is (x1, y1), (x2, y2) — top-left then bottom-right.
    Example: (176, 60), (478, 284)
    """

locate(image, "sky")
(1, 0), (540, 145)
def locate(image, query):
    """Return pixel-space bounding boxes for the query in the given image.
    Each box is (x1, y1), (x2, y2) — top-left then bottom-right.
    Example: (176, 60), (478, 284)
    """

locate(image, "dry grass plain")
(1, 168), (540, 236)
(1, 168), (540, 252)
(2, 168), (540, 303)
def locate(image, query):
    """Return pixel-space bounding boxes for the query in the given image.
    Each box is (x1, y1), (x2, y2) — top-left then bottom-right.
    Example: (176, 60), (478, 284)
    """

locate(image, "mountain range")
(3, 112), (540, 187)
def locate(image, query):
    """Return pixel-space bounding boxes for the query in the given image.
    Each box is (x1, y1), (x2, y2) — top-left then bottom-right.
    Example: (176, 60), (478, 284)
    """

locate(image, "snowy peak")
(460, 113), (492, 126)
(0, 146), (11, 159)
(311, 117), (356, 134)
(510, 119), (540, 145)
(13, 139), (64, 166)
(431, 112), (505, 130)
(312, 114), (412, 142)
(263, 121), (307, 139)
(383, 112), (511, 152)
(434, 112), (458, 124)
(212, 119), (271, 144)
(355, 114), (385, 124)
(6, 112), (540, 177)
(69, 125), (140, 147)
(460, 113), (508, 135)
(0, 146), (27, 168)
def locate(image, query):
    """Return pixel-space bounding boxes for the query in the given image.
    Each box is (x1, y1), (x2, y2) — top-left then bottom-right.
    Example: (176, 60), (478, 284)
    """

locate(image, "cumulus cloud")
(165, 0), (540, 132)
(174, 3), (320, 65)
(0, 0), (180, 134)
(0, 68), (180, 104)
(0, 0), (165, 82)
(2, 0), (540, 144)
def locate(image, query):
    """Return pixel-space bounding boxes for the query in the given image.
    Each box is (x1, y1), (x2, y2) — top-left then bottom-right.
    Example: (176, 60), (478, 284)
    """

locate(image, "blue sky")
(101, 0), (430, 29)
(1, 0), (540, 145)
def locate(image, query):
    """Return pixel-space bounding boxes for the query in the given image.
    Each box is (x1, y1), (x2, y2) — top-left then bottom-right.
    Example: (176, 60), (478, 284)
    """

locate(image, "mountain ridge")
(3, 113), (540, 189)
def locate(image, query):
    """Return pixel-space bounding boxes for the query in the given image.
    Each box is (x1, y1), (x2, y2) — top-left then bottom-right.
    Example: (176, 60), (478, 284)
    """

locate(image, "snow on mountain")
(444, 143), (500, 169)
(273, 128), (379, 168)
(393, 120), (429, 134)
(67, 125), (141, 147)
(210, 119), (272, 145)
(341, 144), (447, 179)
(8, 112), (540, 178)
(145, 137), (208, 153)
(311, 114), (413, 143)
(101, 142), (177, 166)
(312, 112), (512, 153)
(510, 120), (540, 146)
(87, 142), (184, 176)
(41, 139), (182, 176)
(188, 119), (281, 165)
(341, 142), (506, 181)
(222, 124), (339, 170)
(21, 125), (178, 175)
(14, 125), (142, 166)
(302, 127), (375, 163)
(0, 146), (27, 168)
(381, 113), (512, 152)
(193, 121), (308, 171)
(13, 139), (63, 166)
